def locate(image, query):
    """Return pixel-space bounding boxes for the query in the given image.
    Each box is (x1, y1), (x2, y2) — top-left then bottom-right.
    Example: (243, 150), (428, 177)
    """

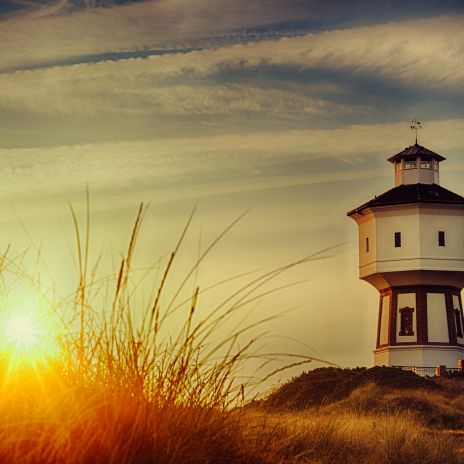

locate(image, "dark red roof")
(387, 143), (446, 163)
(347, 183), (464, 216)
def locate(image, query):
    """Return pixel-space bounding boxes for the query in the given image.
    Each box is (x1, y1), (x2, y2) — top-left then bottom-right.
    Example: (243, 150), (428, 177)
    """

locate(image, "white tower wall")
(379, 295), (390, 345)
(375, 207), (420, 266)
(419, 206), (464, 264)
(357, 211), (376, 276)
(374, 346), (464, 368)
(427, 293), (449, 343)
(356, 205), (464, 280)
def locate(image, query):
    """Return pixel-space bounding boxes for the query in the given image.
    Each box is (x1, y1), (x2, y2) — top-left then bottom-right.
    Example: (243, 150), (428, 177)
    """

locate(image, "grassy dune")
(260, 366), (464, 430)
(0, 379), (458, 463)
(240, 409), (458, 464)
(0, 368), (459, 464)
(0, 205), (461, 463)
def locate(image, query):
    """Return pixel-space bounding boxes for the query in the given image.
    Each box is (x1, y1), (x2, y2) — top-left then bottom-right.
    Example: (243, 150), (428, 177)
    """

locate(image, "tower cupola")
(388, 143), (445, 186)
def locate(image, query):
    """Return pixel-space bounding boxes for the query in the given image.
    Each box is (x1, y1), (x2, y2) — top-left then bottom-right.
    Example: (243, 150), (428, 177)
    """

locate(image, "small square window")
(438, 231), (445, 246)
(394, 232), (401, 247)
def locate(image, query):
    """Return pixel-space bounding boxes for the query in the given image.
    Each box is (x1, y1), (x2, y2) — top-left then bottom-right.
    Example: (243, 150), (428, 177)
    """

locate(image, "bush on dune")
(259, 366), (438, 411)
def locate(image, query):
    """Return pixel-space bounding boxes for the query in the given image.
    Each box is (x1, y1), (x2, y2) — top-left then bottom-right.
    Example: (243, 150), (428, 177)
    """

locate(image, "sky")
(1, 0), (464, 386)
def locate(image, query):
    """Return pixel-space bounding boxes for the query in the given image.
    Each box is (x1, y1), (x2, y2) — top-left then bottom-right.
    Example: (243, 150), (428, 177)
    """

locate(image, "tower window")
(394, 232), (401, 247)
(404, 160), (417, 169)
(438, 231), (445, 246)
(365, 237), (369, 252)
(455, 309), (463, 338)
(395, 162), (402, 171)
(399, 307), (414, 336)
(420, 159), (432, 169)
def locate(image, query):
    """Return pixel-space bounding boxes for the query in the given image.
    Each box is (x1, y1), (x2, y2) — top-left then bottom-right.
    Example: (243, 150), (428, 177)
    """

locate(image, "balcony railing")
(392, 365), (464, 377)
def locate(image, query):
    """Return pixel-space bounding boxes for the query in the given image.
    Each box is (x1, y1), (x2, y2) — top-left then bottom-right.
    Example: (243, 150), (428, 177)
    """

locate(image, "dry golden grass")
(326, 380), (464, 430)
(0, 202), (459, 463)
(238, 409), (459, 464)
(0, 374), (458, 464)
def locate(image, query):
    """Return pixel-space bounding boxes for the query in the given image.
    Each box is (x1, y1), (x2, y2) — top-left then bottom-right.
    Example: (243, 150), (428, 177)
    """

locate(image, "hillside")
(260, 366), (438, 409)
(255, 366), (464, 430)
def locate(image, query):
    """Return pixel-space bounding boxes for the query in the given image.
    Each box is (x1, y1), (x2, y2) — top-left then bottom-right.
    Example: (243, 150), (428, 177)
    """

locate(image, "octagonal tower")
(348, 143), (464, 368)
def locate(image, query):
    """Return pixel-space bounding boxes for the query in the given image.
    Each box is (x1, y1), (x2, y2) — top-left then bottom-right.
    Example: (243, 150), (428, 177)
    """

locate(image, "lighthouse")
(347, 141), (464, 368)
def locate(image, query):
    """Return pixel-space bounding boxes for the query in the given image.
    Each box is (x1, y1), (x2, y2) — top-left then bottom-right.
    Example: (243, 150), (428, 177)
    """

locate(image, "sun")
(0, 296), (61, 366)
(5, 315), (39, 349)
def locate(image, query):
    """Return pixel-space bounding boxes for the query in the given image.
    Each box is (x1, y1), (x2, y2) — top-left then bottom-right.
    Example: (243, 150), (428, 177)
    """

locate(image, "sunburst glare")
(0, 293), (60, 367)
(5, 315), (38, 348)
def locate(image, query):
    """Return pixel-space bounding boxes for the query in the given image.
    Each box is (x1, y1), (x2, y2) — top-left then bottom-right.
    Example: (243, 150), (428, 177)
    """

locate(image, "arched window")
(399, 307), (414, 336)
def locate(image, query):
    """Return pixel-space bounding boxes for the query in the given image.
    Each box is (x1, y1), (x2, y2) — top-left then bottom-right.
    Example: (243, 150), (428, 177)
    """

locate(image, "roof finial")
(410, 118), (421, 145)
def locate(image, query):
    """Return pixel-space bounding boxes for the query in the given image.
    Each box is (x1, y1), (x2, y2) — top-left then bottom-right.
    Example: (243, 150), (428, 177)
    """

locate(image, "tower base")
(374, 345), (464, 369)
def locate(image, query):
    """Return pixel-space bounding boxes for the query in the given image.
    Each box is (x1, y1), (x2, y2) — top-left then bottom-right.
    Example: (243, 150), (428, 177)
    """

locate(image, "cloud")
(0, 14), (462, 120)
(0, 15), (461, 121)
(1, 1), (462, 79)
(124, 15), (463, 90)
(0, 119), (463, 207)
(0, 0), (332, 71)
(0, 72), (365, 116)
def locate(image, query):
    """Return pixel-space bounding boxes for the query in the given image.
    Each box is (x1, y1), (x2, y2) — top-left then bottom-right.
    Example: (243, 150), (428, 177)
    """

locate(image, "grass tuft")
(0, 205), (459, 462)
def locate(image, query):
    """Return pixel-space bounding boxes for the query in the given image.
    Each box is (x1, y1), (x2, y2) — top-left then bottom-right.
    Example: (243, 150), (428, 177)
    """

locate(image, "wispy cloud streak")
(0, 15), (462, 120)
(0, 119), (463, 204)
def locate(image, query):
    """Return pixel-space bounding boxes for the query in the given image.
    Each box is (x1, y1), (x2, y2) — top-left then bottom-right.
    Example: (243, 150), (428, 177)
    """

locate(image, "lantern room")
(388, 143), (445, 186)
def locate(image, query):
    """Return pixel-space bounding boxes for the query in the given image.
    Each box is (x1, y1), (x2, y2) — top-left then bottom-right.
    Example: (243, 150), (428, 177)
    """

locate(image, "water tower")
(347, 133), (464, 368)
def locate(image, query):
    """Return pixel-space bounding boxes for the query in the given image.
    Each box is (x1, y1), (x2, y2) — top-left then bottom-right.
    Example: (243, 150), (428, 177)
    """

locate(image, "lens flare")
(1, 295), (60, 367)
(6, 315), (38, 349)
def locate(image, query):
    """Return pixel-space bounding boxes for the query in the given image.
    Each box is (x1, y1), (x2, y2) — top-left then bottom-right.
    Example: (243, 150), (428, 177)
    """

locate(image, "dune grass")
(239, 409), (459, 464)
(0, 204), (459, 463)
(0, 373), (458, 463)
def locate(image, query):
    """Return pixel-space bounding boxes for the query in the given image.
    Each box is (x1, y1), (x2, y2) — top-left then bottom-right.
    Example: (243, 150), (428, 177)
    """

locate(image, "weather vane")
(410, 118), (421, 144)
